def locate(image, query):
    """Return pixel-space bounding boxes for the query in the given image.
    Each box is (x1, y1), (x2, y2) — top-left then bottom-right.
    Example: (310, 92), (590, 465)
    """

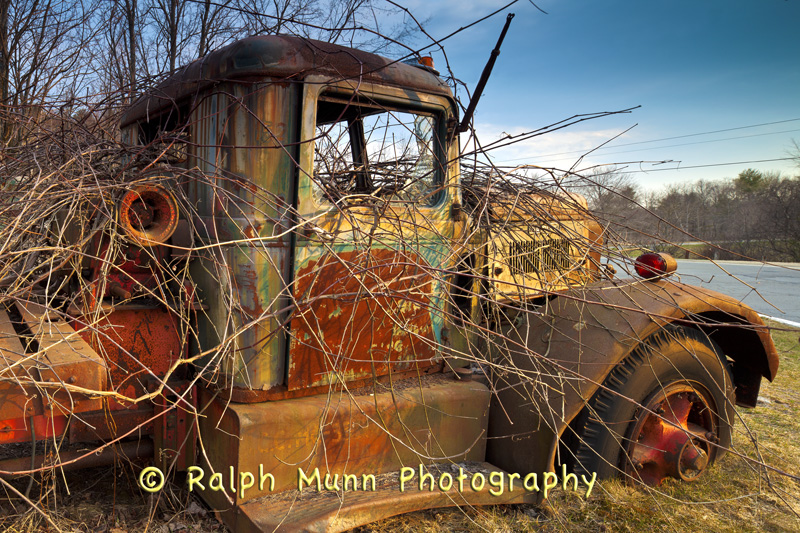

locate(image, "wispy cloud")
(465, 122), (633, 170)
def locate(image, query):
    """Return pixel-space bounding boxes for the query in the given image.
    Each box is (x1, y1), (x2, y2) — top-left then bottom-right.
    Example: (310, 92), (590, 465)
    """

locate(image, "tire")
(570, 325), (735, 485)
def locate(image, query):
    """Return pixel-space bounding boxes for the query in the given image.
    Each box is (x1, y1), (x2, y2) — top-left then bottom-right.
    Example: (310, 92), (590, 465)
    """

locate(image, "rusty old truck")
(0, 35), (779, 532)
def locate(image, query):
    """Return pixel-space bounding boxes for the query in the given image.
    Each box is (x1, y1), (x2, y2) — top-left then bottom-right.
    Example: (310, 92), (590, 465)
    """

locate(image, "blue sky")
(399, 0), (800, 191)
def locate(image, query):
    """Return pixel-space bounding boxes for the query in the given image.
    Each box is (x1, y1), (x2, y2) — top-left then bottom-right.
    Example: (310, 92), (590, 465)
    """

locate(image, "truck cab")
(122, 36), (469, 394)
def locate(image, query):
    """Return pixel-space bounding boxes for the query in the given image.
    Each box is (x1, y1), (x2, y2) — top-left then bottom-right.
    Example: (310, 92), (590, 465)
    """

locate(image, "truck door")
(288, 82), (457, 390)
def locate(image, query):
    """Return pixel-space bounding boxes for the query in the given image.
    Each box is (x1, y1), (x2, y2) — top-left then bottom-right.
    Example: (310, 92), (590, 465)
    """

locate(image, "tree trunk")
(0, 0), (9, 144)
(126, 0), (137, 100)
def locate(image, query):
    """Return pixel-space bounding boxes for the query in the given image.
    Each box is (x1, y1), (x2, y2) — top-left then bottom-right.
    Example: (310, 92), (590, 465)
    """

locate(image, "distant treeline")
(578, 167), (800, 262)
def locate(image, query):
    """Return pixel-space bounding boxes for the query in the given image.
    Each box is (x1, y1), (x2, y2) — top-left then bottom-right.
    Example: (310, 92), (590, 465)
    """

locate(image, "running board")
(233, 462), (535, 532)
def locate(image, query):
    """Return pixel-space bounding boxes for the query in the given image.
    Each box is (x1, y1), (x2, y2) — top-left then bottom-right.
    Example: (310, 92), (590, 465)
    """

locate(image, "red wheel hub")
(625, 384), (717, 485)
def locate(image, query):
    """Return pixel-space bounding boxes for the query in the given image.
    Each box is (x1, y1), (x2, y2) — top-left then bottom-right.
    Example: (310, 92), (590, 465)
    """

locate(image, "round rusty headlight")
(119, 184), (179, 246)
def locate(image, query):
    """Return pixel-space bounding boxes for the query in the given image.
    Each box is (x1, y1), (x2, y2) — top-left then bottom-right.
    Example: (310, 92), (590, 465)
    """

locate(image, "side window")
(137, 104), (190, 166)
(313, 94), (442, 205)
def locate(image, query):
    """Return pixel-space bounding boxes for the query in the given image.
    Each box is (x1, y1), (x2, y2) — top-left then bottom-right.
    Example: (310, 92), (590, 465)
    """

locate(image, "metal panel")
(197, 377), (490, 511)
(9, 302), (106, 417)
(73, 308), (183, 400)
(189, 82), (298, 391)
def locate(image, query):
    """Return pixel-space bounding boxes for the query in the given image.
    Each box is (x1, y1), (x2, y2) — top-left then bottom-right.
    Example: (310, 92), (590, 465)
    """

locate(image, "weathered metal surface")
(68, 402), (154, 442)
(187, 82), (298, 391)
(154, 384), (196, 472)
(288, 248), (438, 389)
(234, 463), (534, 533)
(0, 303), (112, 444)
(0, 302), (107, 422)
(0, 438), (154, 477)
(122, 36), (452, 127)
(15, 301), (107, 388)
(196, 376), (490, 516)
(73, 308), (183, 399)
(486, 278), (778, 488)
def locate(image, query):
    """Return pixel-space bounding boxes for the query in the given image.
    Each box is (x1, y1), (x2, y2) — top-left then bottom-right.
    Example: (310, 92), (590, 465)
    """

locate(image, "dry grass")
(0, 463), (223, 533)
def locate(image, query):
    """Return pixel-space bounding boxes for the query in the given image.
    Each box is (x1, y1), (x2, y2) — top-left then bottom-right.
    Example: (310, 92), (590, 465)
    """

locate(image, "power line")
(620, 157), (796, 174)
(523, 128), (800, 164)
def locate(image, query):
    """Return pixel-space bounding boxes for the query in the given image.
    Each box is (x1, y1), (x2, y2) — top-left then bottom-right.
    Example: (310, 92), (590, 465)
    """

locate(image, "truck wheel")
(571, 325), (734, 485)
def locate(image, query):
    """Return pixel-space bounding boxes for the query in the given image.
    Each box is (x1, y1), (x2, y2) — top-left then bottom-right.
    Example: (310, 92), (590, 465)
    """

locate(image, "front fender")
(485, 277), (778, 479)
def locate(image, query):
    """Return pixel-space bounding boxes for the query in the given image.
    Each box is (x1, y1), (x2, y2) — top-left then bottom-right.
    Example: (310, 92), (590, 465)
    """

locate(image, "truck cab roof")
(121, 35), (453, 127)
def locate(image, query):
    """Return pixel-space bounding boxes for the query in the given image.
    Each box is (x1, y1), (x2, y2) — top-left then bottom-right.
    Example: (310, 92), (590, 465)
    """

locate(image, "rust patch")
(289, 248), (437, 390)
(74, 308), (185, 399)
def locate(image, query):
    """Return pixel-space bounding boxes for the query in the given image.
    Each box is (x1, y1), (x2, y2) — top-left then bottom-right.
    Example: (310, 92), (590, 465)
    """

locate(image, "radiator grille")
(507, 238), (572, 274)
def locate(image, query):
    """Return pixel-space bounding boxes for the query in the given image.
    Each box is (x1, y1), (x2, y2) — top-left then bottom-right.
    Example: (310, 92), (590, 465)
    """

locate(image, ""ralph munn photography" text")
(176, 464), (596, 500)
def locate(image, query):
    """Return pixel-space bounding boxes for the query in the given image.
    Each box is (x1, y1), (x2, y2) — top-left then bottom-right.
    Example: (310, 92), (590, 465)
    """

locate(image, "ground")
(2, 322), (799, 532)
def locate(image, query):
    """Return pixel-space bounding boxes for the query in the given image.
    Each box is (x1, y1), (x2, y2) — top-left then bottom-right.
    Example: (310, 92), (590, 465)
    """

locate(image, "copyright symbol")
(139, 466), (165, 492)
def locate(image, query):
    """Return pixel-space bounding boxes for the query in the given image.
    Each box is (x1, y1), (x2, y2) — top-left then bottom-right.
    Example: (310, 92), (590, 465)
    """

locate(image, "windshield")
(312, 94), (442, 205)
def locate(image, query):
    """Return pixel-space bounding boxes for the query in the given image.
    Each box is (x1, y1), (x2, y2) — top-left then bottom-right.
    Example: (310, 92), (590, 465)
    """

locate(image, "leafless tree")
(0, 0), (97, 145)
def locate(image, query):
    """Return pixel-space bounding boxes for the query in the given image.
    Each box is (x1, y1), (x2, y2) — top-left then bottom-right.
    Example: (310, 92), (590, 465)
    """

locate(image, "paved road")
(674, 260), (800, 326)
